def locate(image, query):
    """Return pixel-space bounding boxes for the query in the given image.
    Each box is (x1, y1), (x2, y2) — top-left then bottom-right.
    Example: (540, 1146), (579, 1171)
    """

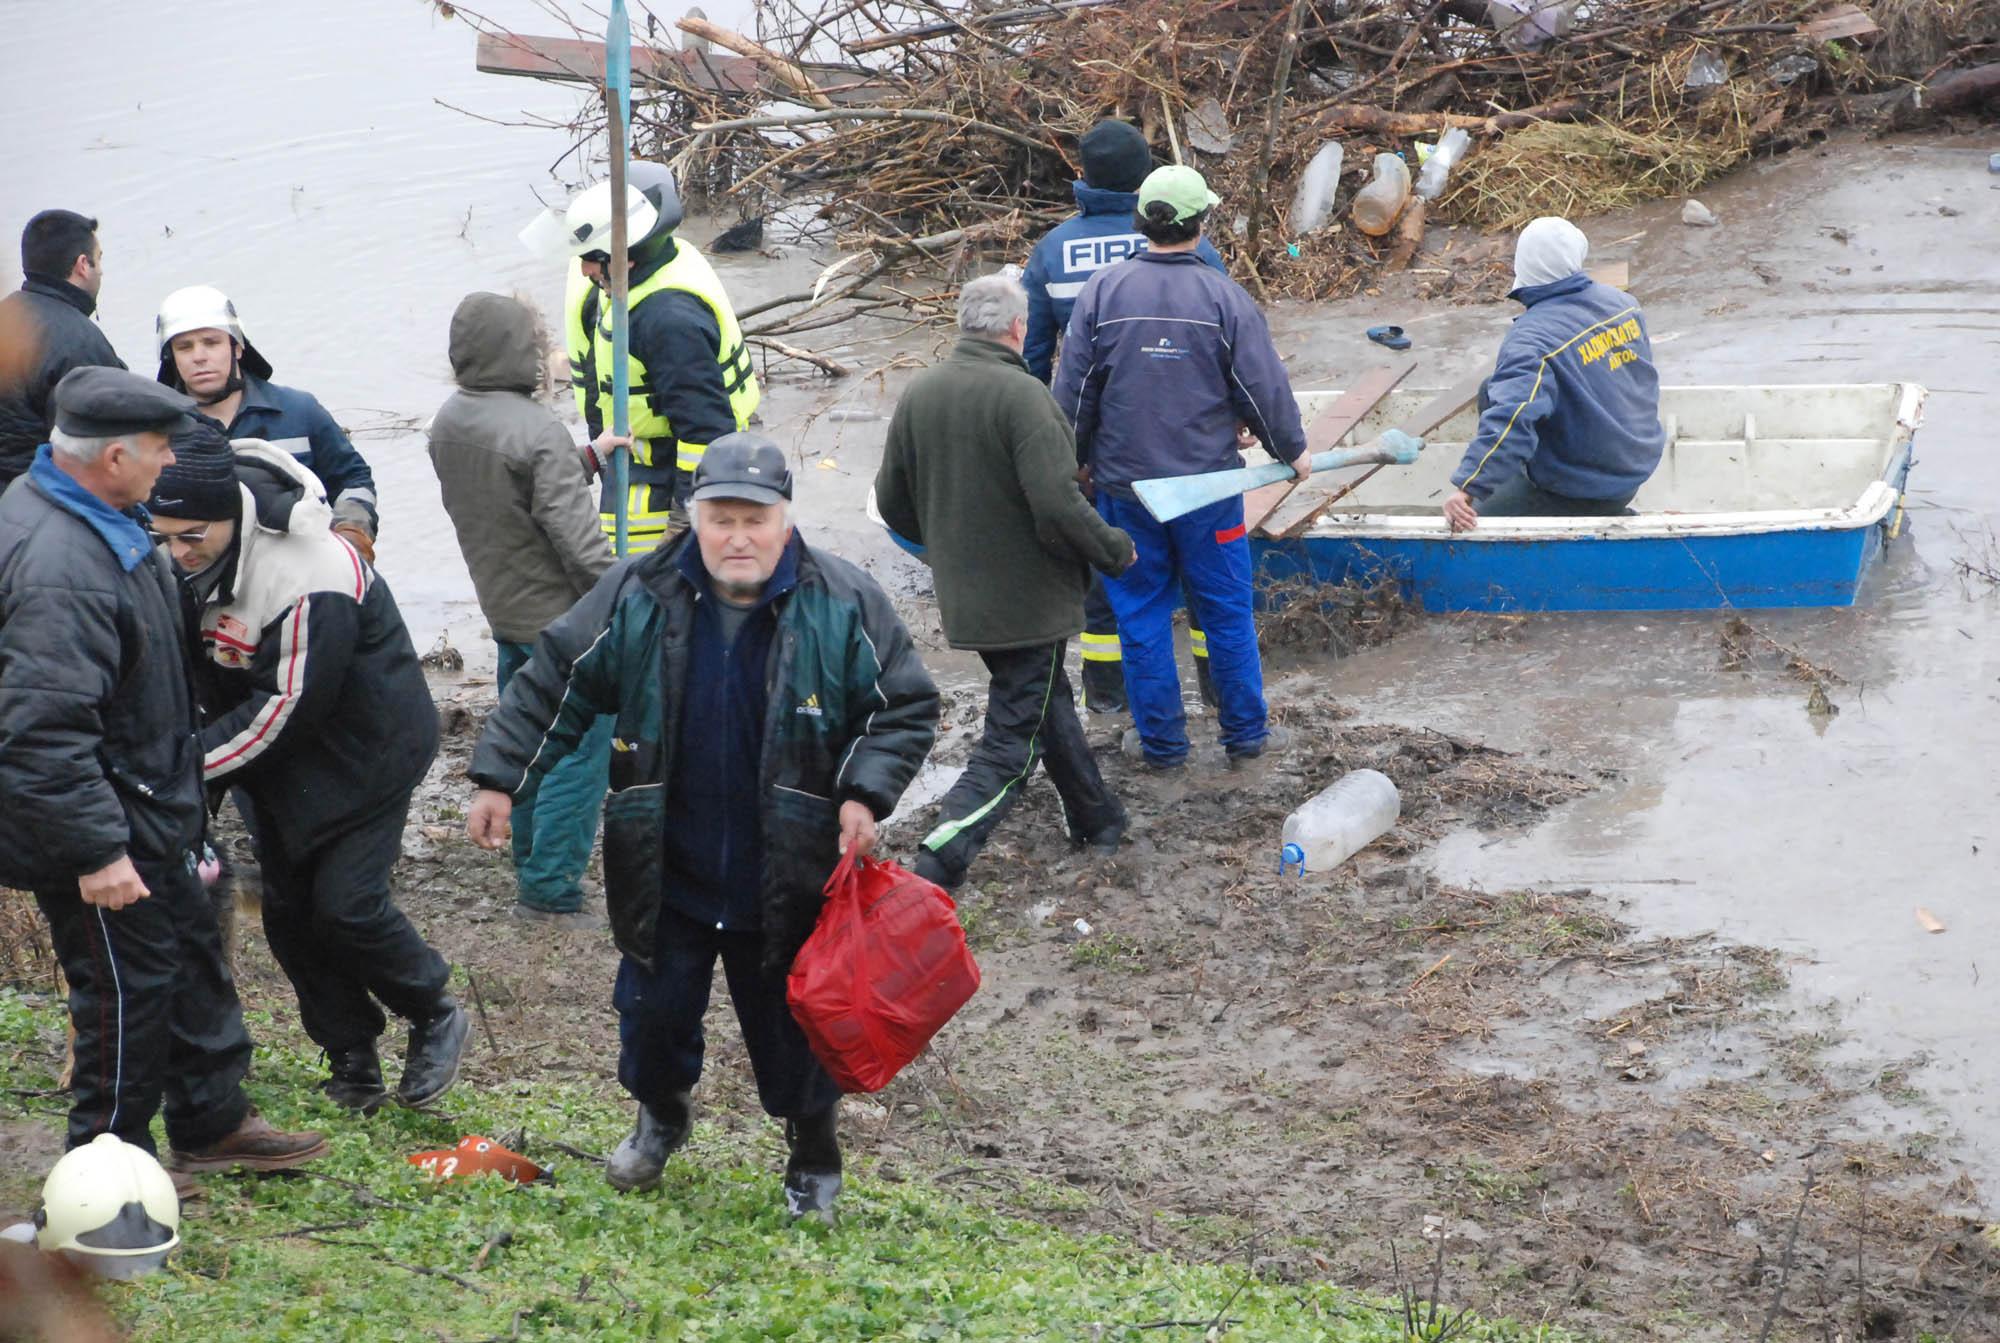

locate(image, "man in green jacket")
(874, 273), (1137, 891)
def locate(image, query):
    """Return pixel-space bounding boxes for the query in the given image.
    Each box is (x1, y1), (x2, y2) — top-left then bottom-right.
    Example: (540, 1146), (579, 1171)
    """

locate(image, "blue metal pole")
(607, 0), (633, 557)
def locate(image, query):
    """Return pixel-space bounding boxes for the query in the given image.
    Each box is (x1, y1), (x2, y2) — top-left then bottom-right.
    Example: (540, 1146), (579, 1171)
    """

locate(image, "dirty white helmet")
(559, 181), (660, 258)
(155, 284), (272, 384)
(35, 1134), (180, 1280)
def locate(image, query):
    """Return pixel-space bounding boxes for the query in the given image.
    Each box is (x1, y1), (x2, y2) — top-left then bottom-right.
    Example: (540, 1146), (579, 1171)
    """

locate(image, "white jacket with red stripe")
(190, 440), (438, 847)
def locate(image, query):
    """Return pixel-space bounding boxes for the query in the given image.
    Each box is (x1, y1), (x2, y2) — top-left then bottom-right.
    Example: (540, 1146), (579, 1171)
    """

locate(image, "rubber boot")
(397, 997), (470, 1108)
(606, 1093), (692, 1193)
(320, 1043), (388, 1114)
(783, 1105), (843, 1219)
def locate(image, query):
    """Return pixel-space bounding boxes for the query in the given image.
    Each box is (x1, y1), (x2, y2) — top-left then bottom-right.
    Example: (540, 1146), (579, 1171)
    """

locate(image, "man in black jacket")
(147, 419), (467, 1114)
(465, 435), (938, 1216)
(0, 368), (325, 1186)
(0, 212), (127, 490)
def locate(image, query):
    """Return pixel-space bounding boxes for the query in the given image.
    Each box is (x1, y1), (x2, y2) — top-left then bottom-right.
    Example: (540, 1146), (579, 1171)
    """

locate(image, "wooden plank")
(1799, 5), (1880, 42)
(1262, 374), (1484, 540)
(474, 30), (875, 100)
(1244, 363), (1414, 534)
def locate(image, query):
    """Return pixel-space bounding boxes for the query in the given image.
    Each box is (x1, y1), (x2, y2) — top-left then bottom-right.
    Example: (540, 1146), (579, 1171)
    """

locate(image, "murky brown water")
(8, 2), (1999, 1197)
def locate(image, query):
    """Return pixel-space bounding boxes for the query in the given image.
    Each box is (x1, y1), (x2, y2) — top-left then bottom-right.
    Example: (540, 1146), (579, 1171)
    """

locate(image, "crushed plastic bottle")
(1413, 127), (1472, 201)
(1278, 770), (1401, 873)
(1288, 139), (1347, 235)
(1685, 51), (1727, 89)
(1350, 153), (1411, 237)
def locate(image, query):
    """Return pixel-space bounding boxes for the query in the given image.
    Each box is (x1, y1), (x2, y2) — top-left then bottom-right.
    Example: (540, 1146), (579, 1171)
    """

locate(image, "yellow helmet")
(35, 1134), (180, 1279)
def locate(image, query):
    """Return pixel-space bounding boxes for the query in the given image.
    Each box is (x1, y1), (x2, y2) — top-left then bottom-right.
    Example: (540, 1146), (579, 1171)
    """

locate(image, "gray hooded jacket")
(428, 292), (611, 644)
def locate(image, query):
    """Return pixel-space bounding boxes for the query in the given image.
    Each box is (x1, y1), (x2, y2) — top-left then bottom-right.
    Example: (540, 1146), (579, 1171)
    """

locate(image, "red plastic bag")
(787, 850), (981, 1093)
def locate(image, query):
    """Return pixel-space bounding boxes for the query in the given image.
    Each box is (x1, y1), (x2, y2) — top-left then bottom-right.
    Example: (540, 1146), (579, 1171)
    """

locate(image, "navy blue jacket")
(0, 278), (127, 488)
(1451, 273), (1667, 503)
(1022, 182), (1225, 383)
(1052, 250), (1306, 496)
(661, 534), (799, 931)
(224, 376), (380, 533)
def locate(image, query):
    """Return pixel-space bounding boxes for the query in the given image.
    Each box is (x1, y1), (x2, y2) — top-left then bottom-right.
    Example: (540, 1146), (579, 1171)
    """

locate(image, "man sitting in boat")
(1444, 217), (1667, 531)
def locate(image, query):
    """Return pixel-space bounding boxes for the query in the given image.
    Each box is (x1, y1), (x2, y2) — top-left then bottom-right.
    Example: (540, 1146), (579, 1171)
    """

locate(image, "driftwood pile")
(483, 0), (2000, 320)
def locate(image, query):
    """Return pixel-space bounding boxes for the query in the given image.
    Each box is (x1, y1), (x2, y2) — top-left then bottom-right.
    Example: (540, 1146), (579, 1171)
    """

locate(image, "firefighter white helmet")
(560, 181), (661, 258)
(155, 284), (273, 384)
(34, 1134), (180, 1280)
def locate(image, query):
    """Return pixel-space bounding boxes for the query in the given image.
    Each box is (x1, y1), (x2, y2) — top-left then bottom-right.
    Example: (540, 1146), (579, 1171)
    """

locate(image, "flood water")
(7, 2), (2000, 1198)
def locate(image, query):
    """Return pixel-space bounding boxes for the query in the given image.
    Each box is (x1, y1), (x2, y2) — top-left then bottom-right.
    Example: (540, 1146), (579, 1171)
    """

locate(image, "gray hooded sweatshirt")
(429, 292), (611, 644)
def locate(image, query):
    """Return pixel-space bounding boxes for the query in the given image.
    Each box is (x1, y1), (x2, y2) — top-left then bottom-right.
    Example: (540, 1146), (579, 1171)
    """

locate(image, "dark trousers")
(1477, 470), (1637, 518)
(918, 641), (1125, 888)
(497, 641), (613, 911)
(36, 854), (253, 1155)
(613, 904), (841, 1119)
(1098, 493), (1269, 764)
(247, 794), (450, 1053)
(1081, 575), (1216, 713)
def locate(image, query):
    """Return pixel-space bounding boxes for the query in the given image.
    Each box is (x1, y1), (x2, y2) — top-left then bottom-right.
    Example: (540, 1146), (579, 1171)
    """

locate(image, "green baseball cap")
(1136, 164), (1221, 223)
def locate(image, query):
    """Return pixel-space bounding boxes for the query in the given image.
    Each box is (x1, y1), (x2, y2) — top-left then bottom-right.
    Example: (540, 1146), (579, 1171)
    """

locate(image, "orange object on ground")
(407, 1135), (545, 1184)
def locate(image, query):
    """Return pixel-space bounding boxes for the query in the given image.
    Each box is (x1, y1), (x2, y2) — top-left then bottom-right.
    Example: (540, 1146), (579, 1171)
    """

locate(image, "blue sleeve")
(1050, 279), (1101, 464)
(1195, 238), (1227, 275)
(1022, 240), (1058, 385)
(302, 397), (379, 534)
(1220, 288), (1306, 462)
(1452, 329), (1554, 500)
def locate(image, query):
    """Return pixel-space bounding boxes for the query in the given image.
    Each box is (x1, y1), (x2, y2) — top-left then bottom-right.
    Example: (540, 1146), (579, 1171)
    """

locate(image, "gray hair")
(49, 427), (118, 465)
(957, 273), (1028, 338)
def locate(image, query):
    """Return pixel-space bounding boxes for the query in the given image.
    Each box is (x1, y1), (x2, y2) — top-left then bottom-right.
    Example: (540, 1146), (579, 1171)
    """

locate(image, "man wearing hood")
(0, 211), (127, 491)
(1444, 217), (1667, 530)
(147, 419), (468, 1115)
(428, 291), (621, 919)
(1020, 121), (1224, 716)
(154, 285), (382, 562)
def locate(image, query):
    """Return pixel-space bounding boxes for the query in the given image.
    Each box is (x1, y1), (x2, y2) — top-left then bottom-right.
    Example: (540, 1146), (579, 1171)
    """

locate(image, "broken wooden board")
(474, 30), (876, 101)
(1244, 362), (1414, 534)
(1799, 4), (1881, 43)
(1261, 373), (1485, 540)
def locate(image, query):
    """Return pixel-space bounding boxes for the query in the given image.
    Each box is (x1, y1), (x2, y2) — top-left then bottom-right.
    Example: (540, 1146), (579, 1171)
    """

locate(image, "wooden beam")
(1244, 363), (1414, 534)
(1260, 375), (1484, 539)
(474, 30), (876, 102)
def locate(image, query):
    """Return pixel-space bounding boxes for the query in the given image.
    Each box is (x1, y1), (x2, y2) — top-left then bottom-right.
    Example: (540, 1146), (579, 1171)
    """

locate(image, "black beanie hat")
(1079, 120), (1153, 193)
(148, 414), (239, 521)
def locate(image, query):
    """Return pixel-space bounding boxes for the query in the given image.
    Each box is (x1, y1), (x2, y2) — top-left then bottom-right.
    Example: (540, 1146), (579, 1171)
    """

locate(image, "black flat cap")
(53, 367), (196, 439)
(691, 432), (792, 505)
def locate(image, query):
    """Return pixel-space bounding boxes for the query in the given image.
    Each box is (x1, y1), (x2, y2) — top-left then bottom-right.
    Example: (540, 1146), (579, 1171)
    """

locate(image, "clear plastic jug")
(1413, 128), (1471, 201)
(1288, 139), (1346, 235)
(1351, 153), (1411, 237)
(1278, 769), (1401, 873)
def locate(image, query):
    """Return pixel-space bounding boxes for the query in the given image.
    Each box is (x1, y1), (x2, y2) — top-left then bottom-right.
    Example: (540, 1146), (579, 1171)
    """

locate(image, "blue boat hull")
(1254, 524), (1885, 612)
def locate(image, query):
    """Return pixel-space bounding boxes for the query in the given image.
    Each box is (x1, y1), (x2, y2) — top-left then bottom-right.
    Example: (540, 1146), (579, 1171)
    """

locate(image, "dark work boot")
(320, 1043), (388, 1114)
(606, 1094), (692, 1193)
(783, 1105), (843, 1220)
(170, 1109), (328, 1173)
(1074, 805), (1128, 857)
(396, 998), (471, 1109)
(912, 849), (959, 892)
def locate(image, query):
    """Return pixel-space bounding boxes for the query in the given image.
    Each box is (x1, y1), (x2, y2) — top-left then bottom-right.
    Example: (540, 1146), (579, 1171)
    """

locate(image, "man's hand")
(332, 523), (376, 565)
(579, 431), (633, 479)
(79, 855), (149, 910)
(1444, 489), (1480, 533)
(837, 800), (877, 859)
(468, 789), (514, 850)
(1073, 465), (1096, 504)
(1289, 451), (1313, 481)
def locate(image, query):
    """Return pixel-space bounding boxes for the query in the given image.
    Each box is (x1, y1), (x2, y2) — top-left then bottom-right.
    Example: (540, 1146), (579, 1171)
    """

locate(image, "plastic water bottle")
(1288, 139), (1346, 235)
(1350, 154), (1411, 237)
(1278, 770), (1401, 872)
(1413, 128), (1471, 201)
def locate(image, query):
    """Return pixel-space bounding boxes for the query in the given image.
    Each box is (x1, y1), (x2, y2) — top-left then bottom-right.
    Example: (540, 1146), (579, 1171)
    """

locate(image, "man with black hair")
(1053, 165), (1308, 772)
(0, 211), (126, 490)
(1020, 121), (1223, 716)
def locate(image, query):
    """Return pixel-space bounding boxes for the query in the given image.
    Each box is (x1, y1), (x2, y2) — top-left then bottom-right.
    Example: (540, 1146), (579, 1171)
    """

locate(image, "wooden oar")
(1133, 441), (1420, 524)
(1259, 373), (1485, 539)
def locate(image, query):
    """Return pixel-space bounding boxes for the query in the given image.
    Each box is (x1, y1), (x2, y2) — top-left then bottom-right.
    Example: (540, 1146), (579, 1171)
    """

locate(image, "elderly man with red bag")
(466, 434), (938, 1218)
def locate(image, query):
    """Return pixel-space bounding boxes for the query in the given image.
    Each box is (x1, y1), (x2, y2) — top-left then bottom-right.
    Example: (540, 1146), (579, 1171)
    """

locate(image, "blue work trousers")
(1096, 493), (1268, 764)
(496, 640), (614, 912)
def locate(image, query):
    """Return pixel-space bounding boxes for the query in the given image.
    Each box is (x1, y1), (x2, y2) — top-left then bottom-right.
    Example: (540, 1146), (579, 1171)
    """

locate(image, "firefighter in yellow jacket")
(561, 165), (759, 553)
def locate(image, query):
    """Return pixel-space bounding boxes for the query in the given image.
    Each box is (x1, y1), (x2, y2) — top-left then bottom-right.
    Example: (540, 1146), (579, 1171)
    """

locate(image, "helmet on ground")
(34, 1135), (180, 1280)
(155, 284), (273, 385)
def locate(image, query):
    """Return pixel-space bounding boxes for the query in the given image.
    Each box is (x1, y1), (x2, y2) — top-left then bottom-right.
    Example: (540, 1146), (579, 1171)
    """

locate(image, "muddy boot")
(1079, 658), (1127, 716)
(319, 1044), (388, 1114)
(783, 1106), (843, 1220)
(396, 998), (470, 1109)
(170, 1109), (328, 1174)
(1227, 723), (1293, 766)
(606, 1094), (692, 1193)
(912, 849), (959, 892)
(1073, 805), (1128, 857)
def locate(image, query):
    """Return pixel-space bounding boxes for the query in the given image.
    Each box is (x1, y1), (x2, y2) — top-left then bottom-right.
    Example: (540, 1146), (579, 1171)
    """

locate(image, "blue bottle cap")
(1279, 842), (1306, 876)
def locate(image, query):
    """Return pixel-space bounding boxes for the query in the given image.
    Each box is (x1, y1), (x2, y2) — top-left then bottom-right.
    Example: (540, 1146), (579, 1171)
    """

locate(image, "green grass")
(1, 988), (1576, 1342)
